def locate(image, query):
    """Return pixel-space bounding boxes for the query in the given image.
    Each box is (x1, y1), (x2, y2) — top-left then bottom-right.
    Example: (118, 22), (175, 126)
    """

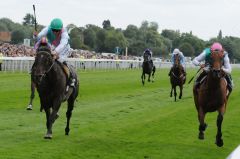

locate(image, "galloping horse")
(141, 53), (156, 85)
(31, 40), (79, 139)
(193, 50), (229, 147)
(170, 54), (186, 101)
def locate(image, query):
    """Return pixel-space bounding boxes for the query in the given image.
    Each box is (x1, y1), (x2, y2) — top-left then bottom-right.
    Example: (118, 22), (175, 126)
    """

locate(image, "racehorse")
(31, 40), (79, 139)
(170, 54), (186, 101)
(193, 50), (229, 147)
(141, 53), (156, 85)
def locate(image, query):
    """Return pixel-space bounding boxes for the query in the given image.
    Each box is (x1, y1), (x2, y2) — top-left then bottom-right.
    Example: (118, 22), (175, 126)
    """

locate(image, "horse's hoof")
(44, 134), (52, 139)
(198, 132), (204, 140)
(179, 96), (182, 99)
(215, 139), (223, 147)
(55, 113), (59, 120)
(203, 123), (208, 131)
(26, 105), (32, 110)
(65, 127), (70, 135)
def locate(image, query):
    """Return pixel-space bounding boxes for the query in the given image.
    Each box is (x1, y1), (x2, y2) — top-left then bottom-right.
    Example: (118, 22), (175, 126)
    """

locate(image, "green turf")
(0, 68), (240, 159)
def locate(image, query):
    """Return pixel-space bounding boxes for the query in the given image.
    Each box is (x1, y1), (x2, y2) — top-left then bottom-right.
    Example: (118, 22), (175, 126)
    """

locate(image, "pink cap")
(210, 42), (223, 51)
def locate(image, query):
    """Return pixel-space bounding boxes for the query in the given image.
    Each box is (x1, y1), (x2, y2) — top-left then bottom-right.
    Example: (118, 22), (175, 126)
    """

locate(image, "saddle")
(55, 61), (70, 79)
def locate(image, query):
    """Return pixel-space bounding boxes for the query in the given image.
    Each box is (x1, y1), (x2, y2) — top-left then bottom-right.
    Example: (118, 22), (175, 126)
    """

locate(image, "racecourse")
(0, 68), (240, 159)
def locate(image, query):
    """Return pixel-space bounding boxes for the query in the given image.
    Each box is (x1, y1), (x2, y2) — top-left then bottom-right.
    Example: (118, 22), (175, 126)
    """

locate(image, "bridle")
(33, 51), (55, 84)
(171, 64), (184, 80)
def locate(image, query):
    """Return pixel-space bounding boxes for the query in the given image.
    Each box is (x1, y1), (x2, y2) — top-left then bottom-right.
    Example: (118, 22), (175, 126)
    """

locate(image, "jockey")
(192, 42), (233, 92)
(35, 18), (75, 89)
(143, 48), (153, 64)
(168, 48), (186, 76)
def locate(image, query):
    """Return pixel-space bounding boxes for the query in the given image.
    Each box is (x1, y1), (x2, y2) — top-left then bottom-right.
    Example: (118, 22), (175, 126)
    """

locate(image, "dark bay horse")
(31, 41), (79, 139)
(170, 54), (186, 101)
(193, 50), (229, 147)
(141, 54), (156, 85)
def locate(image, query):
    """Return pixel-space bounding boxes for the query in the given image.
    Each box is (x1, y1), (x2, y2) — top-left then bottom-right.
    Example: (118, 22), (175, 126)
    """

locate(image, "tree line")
(1, 14), (240, 62)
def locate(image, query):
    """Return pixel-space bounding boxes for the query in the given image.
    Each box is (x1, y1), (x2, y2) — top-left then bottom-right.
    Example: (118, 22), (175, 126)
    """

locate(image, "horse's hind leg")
(215, 107), (225, 147)
(141, 73), (145, 85)
(170, 85), (173, 97)
(65, 96), (75, 135)
(27, 81), (35, 110)
(198, 107), (207, 140)
(151, 67), (155, 82)
(148, 74), (151, 82)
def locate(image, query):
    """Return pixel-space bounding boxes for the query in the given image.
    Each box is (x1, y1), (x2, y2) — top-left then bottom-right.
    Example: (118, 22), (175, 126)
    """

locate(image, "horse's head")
(143, 53), (150, 62)
(32, 38), (54, 84)
(174, 54), (180, 66)
(210, 50), (225, 79)
(172, 54), (183, 73)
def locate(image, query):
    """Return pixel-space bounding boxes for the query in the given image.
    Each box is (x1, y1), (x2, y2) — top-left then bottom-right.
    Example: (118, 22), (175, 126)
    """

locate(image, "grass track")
(0, 68), (240, 159)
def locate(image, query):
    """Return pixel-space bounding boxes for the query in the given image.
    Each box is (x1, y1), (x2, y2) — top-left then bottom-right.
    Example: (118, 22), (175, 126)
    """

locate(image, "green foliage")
(22, 13), (35, 26)
(3, 16), (240, 59)
(11, 29), (25, 44)
(179, 42), (195, 57)
(0, 18), (15, 31)
(104, 30), (128, 53)
(0, 23), (8, 31)
(161, 29), (180, 41)
(173, 33), (205, 56)
(102, 19), (111, 30)
(69, 27), (84, 49)
(83, 26), (97, 49)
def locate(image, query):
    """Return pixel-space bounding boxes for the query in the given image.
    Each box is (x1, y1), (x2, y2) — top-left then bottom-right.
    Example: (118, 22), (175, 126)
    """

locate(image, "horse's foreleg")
(27, 81), (35, 110)
(179, 85), (183, 99)
(141, 73), (145, 85)
(215, 106), (225, 147)
(65, 97), (75, 135)
(198, 107), (207, 140)
(148, 74), (151, 82)
(44, 101), (61, 139)
(44, 108), (52, 139)
(174, 86), (177, 102)
(170, 85), (173, 97)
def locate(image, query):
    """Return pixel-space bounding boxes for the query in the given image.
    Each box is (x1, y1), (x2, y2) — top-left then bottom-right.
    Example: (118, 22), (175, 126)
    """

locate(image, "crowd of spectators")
(0, 43), (35, 57)
(0, 43), (138, 60)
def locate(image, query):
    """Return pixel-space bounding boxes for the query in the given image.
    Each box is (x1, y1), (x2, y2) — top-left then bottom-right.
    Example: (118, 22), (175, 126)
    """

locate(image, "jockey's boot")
(225, 74), (233, 93)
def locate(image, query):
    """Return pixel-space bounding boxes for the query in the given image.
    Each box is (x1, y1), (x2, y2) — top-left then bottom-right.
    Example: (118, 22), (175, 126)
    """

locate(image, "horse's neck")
(206, 72), (221, 89)
(173, 65), (181, 75)
(46, 62), (64, 82)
